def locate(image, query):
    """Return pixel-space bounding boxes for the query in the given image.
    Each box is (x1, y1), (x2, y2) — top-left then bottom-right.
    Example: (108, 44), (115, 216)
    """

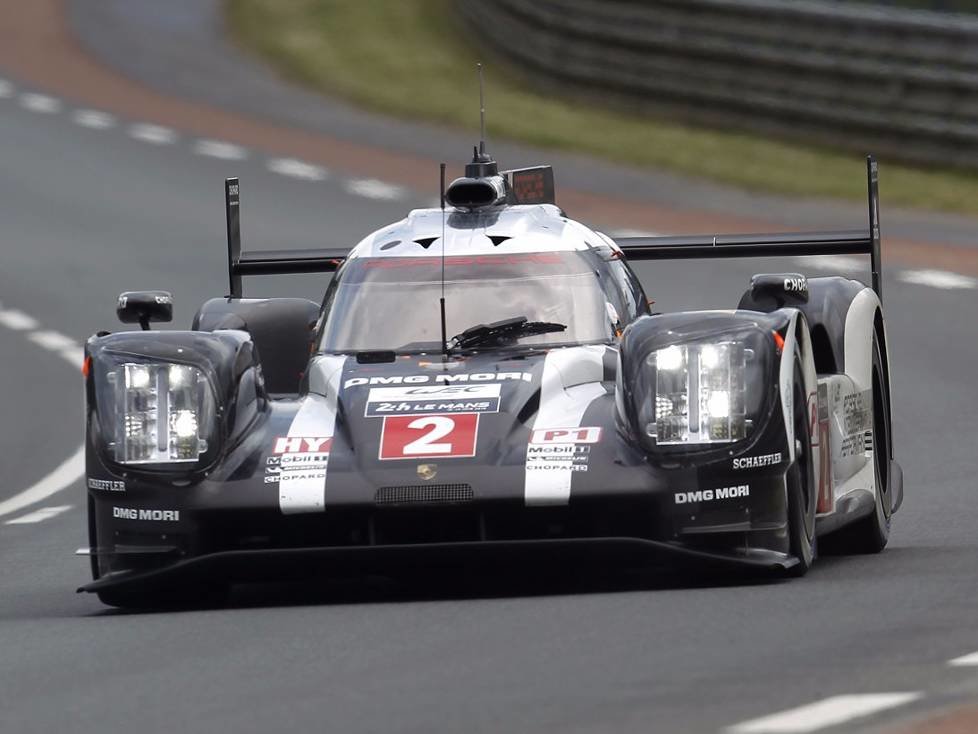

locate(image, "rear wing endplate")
(613, 156), (883, 300)
(225, 178), (347, 298)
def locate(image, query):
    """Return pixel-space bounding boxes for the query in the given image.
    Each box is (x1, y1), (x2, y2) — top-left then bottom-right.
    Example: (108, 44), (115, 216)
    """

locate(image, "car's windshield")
(318, 252), (614, 353)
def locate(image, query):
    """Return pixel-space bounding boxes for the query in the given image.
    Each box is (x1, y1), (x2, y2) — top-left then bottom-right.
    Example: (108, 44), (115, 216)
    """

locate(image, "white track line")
(28, 329), (78, 351)
(898, 269), (977, 290)
(727, 693), (922, 733)
(948, 651), (978, 666)
(19, 93), (61, 114)
(267, 157), (327, 181)
(797, 255), (865, 271)
(0, 445), (85, 520)
(0, 308), (86, 517)
(0, 78), (13, 98)
(344, 178), (405, 201)
(5, 505), (73, 525)
(194, 139), (248, 160)
(73, 109), (116, 130)
(128, 123), (177, 145)
(0, 309), (39, 331)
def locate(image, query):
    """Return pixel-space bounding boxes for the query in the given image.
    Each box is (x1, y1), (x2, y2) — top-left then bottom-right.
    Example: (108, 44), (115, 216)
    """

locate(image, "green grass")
(227, 0), (978, 215)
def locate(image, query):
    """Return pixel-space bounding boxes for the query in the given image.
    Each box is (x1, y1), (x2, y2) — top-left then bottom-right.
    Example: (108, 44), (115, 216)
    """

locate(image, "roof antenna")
(478, 62), (486, 159)
(465, 64), (497, 178)
(439, 162), (449, 358)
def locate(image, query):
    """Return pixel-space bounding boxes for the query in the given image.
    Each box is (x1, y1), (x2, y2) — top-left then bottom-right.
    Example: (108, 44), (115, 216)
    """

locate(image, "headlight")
(109, 362), (216, 464)
(647, 340), (750, 446)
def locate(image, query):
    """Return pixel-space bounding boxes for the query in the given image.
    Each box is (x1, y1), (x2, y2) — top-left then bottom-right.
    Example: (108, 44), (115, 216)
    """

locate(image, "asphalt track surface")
(1, 6), (978, 734)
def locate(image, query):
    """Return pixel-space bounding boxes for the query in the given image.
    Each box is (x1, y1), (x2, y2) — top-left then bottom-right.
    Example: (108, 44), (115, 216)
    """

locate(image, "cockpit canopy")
(317, 250), (618, 353)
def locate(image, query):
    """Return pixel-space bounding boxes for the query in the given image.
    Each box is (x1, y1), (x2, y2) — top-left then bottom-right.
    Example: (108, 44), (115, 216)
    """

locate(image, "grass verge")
(227, 0), (978, 215)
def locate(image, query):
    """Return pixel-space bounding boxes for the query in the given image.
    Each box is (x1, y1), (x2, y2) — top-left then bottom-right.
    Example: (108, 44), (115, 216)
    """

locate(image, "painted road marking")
(129, 123), (177, 145)
(5, 505), (73, 525)
(73, 109), (116, 130)
(0, 308), (86, 517)
(267, 157), (327, 181)
(19, 93), (61, 114)
(0, 445), (84, 520)
(798, 255), (865, 271)
(727, 693), (922, 733)
(0, 309), (39, 331)
(898, 269), (977, 290)
(28, 330), (78, 351)
(948, 651), (978, 666)
(194, 139), (248, 160)
(0, 78), (13, 98)
(344, 178), (405, 201)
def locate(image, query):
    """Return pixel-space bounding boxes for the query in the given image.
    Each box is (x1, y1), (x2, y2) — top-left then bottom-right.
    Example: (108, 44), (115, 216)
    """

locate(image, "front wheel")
(786, 364), (816, 577)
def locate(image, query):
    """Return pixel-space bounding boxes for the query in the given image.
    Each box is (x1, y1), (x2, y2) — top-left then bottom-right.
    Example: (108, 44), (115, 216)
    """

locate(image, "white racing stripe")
(727, 693), (922, 733)
(0, 445), (85, 520)
(524, 346), (609, 506)
(948, 651), (978, 666)
(5, 505), (73, 525)
(898, 269), (977, 290)
(279, 356), (346, 514)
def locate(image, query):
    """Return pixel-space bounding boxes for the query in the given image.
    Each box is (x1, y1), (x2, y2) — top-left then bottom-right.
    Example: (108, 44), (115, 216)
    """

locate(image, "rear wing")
(613, 156), (882, 300)
(224, 178), (347, 298)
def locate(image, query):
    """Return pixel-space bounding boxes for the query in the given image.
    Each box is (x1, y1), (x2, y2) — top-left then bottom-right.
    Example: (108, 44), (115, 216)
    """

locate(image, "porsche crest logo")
(417, 464), (438, 481)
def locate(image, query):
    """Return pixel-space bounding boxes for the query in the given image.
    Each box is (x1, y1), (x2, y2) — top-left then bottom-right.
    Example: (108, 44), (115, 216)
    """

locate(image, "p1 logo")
(379, 413), (479, 460)
(530, 427), (602, 445)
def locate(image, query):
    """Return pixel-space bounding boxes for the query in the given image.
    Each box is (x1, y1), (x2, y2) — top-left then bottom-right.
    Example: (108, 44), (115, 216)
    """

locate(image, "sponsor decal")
(783, 277), (808, 293)
(674, 485), (750, 504)
(344, 372), (532, 389)
(379, 413), (479, 460)
(732, 452), (782, 470)
(526, 444), (590, 472)
(530, 427), (602, 445)
(272, 436), (333, 454)
(365, 384), (500, 417)
(112, 507), (180, 521)
(87, 477), (125, 492)
(264, 470), (327, 485)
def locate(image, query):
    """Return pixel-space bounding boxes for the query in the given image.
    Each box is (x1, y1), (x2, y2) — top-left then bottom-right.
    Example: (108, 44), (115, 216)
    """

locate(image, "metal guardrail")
(456, 0), (978, 167)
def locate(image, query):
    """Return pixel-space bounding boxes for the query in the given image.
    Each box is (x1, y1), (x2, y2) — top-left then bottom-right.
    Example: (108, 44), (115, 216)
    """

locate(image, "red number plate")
(379, 413), (479, 460)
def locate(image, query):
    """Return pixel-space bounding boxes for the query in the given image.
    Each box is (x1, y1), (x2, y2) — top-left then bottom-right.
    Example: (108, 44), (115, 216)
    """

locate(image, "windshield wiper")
(450, 316), (567, 351)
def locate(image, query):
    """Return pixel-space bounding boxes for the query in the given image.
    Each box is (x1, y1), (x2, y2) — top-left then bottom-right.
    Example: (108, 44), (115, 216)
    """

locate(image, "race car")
(79, 144), (902, 607)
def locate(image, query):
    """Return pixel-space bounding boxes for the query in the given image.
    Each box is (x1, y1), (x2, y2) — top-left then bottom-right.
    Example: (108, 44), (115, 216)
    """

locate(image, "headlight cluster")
(648, 340), (750, 446)
(109, 362), (216, 464)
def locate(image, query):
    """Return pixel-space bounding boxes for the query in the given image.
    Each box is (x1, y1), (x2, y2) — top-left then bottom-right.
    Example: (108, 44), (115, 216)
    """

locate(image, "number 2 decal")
(379, 413), (479, 460)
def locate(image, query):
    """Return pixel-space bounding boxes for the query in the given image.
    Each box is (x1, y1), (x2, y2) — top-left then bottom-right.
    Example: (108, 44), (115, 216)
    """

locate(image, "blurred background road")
(1, 2), (977, 733)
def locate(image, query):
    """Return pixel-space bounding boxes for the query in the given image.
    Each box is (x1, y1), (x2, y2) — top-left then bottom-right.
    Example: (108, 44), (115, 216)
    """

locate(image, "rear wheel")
(787, 362), (817, 577)
(821, 332), (890, 554)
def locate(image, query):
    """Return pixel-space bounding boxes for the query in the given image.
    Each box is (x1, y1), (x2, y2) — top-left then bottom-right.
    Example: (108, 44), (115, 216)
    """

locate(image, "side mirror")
(116, 291), (173, 330)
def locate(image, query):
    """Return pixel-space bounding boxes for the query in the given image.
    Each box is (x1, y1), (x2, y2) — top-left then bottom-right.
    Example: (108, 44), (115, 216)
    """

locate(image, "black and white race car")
(80, 145), (901, 607)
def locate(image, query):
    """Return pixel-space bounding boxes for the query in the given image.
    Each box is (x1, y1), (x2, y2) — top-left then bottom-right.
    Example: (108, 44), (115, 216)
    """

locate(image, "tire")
(786, 360), (817, 577)
(96, 582), (228, 610)
(820, 332), (891, 554)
